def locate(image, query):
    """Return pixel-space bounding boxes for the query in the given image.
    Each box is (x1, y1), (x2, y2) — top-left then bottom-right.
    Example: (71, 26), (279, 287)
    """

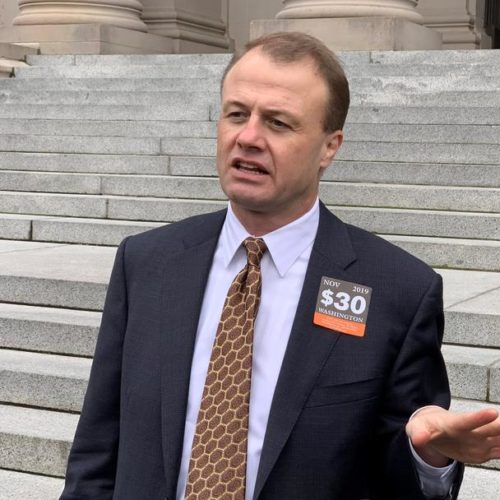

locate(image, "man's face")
(217, 48), (343, 230)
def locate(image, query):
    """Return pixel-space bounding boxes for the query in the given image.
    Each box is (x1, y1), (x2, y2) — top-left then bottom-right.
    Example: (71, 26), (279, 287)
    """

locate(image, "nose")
(236, 117), (264, 150)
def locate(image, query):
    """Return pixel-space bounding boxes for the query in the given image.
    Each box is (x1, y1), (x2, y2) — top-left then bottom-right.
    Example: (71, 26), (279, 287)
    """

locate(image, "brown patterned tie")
(185, 237), (267, 500)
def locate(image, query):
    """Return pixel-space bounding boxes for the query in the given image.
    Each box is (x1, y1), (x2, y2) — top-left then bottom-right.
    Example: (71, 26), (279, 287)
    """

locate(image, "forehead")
(222, 49), (329, 106)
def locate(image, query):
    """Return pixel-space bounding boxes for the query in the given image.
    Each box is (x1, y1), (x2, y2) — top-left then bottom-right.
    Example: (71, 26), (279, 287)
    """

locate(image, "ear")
(319, 130), (344, 169)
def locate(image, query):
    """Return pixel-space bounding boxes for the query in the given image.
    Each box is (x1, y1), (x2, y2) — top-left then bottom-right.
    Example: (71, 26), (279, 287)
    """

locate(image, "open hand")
(406, 406), (500, 467)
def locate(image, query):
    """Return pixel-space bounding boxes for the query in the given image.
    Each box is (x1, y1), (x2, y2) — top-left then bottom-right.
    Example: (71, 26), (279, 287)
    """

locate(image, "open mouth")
(233, 160), (268, 175)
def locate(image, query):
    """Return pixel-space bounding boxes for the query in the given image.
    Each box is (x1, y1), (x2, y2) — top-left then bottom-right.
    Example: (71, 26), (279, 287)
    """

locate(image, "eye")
(226, 110), (247, 122)
(268, 118), (290, 130)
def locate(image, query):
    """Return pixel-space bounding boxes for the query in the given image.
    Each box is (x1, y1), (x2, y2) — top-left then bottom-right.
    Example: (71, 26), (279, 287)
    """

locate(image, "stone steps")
(0, 461), (497, 500)
(0, 344), (497, 414)
(1, 119), (500, 146)
(1, 172), (499, 213)
(0, 154), (498, 188)
(0, 135), (498, 164)
(13, 64), (227, 79)
(2, 399), (499, 481)
(13, 61), (500, 81)
(0, 193), (497, 240)
(0, 349), (91, 411)
(2, 88), (500, 107)
(0, 214), (499, 270)
(22, 49), (500, 66)
(0, 103), (212, 121)
(0, 404), (78, 477)
(0, 89), (217, 106)
(0, 469), (64, 500)
(0, 303), (100, 356)
(0, 240), (497, 333)
(2, 75), (499, 94)
(0, 50), (498, 490)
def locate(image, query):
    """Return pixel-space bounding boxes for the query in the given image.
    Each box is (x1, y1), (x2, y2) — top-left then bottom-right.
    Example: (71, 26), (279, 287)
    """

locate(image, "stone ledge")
(0, 24), (174, 55)
(251, 17), (442, 51)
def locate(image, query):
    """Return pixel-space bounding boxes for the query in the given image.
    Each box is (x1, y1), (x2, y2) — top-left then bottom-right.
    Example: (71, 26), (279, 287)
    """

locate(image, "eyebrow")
(223, 100), (299, 125)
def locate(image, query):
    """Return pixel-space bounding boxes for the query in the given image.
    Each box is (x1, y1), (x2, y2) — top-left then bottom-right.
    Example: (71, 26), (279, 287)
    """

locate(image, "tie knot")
(243, 237), (267, 267)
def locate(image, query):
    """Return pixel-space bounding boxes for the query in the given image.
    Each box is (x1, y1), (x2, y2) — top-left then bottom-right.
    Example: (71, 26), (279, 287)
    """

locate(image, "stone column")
(141, 0), (233, 52)
(251, 0), (442, 50)
(13, 0), (148, 31)
(277, 0), (423, 23)
(417, 0), (486, 49)
(2, 0), (175, 53)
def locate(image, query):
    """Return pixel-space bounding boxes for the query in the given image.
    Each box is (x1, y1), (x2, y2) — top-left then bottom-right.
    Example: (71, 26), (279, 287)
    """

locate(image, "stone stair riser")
(0, 104), (211, 121)
(0, 152), (171, 175)
(0, 469), (64, 500)
(0, 276), (107, 311)
(5, 172), (498, 214)
(4, 75), (500, 94)
(0, 90), (218, 106)
(2, 119), (500, 147)
(14, 64), (227, 79)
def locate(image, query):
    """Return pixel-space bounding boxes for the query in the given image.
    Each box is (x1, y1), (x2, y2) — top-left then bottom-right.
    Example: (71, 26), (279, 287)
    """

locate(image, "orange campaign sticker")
(314, 276), (372, 337)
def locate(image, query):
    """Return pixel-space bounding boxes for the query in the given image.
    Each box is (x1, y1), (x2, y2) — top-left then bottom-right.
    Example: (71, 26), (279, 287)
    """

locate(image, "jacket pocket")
(304, 376), (383, 408)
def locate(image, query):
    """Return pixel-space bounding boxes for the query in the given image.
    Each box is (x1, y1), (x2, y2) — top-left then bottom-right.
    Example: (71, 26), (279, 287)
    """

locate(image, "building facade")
(0, 0), (498, 54)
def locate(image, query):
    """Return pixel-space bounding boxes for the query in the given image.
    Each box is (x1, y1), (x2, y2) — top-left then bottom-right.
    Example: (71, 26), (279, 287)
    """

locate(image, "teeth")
(236, 162), (265, 174)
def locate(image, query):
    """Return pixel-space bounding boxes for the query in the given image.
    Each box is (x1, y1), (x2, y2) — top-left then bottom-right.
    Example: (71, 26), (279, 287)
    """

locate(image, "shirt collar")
(220, 200), (320, 277)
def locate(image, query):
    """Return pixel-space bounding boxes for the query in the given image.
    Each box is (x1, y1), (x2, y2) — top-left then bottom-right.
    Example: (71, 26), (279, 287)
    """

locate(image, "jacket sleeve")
(60, 238), (129, 500)
(374, 272), (464, 499)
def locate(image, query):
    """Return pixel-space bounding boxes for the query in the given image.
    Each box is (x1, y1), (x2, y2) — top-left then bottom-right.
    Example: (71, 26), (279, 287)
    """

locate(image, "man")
(61, 32), (500, 499)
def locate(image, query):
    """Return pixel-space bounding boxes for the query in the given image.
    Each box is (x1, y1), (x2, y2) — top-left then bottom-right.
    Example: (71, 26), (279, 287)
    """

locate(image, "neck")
(230, 200), (318, 237)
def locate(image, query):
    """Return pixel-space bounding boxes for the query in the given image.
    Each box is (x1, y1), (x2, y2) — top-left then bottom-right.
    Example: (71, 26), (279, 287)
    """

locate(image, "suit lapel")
(159, 210), (226, 498)
(254, 204), (357, 499)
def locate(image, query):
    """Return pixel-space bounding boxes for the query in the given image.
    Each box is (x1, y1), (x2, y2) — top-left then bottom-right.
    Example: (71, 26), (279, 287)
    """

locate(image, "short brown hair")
(221, 31), (350, 132)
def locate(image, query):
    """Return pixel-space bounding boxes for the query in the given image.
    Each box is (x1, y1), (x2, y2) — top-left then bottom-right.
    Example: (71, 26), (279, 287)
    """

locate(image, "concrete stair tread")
(0, 135), (498, 164)
(0, 151), (171, 174)
(26, 53), (233, 66)
(3, 173), (500, 214)
(352, 91), (500, 107)
(0, 89), (218, 106)
(2, 74), (500, 93)
(14, 64), (227, 79)
(0, 119), (499, 146)
(445, 466), (500, 500)
(0, 240), (115, 283)
(0, 303), (100, 356)
(0, 192), (497, 239)
(0, 404), (78, 440)
(23, 50), (500, 67)
(0, 348), (91, 378)
(0, 118), (217, 138)
(0, 404), (77, 476)
(0, 154), (498, 189)
(2, 88), (500, 109)
(0, 76), (221, 91)
(340, 106), (500, 125)
(0, 238), (497, 310)
(0, 469), (63, 499)
(442, 345), (500, 403)
(15, 62), (500, 80)
(1, 343), (499, 413)
(0, 103), (212, 121)
(2, 214), (499, 272)
(0, 349), (91, 411)
(439, 269), (500, 310)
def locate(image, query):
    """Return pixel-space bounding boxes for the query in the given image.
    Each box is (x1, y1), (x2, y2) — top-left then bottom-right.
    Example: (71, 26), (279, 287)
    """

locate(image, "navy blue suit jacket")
(61, 203), (463, 499)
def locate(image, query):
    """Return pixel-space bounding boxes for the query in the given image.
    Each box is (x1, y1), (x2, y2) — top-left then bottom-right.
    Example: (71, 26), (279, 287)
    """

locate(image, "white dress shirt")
(176, 200), (455, 499)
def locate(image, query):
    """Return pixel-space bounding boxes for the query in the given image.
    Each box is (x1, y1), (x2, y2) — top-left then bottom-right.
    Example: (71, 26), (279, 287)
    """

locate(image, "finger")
(453, 408), (499, 433)
(469, 412), (500, 438)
